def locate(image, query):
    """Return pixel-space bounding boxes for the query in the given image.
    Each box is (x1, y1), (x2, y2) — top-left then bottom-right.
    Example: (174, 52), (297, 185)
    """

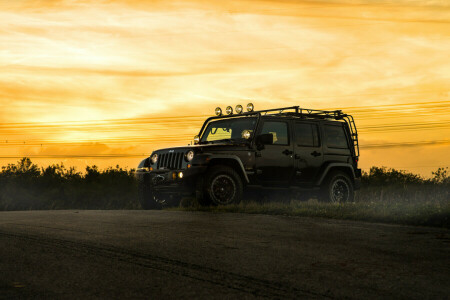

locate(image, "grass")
(171, 198), (450, 228)
(1, 159), (449, 228)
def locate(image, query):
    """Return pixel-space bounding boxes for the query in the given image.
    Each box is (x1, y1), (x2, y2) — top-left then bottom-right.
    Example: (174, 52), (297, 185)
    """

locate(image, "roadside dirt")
(1, 210), (449, 299)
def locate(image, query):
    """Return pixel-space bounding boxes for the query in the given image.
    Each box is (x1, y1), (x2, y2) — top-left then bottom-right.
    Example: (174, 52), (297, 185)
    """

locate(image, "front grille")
(157, 151), (184, 170)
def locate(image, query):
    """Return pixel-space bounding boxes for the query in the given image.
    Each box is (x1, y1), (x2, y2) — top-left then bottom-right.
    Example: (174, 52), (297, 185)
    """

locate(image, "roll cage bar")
(198, 106), (359, 158)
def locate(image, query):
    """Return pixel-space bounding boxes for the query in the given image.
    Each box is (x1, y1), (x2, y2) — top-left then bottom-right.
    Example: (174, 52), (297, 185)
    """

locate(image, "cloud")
(0, 0), (449, 174)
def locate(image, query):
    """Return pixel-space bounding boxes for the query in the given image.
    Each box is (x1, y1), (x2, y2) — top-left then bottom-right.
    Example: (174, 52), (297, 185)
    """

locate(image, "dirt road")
(1, 210), (449, 299)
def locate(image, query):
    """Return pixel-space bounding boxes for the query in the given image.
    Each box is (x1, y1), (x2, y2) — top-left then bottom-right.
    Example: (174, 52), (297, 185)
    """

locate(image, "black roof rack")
(257, 106), (359, 157)
(198, 105), (360, 157)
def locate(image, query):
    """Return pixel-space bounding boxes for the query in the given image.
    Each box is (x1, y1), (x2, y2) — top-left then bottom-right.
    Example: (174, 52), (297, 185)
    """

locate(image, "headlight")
(226, 106), (233, 115)
(215, 107), (222, 116)
(247, 103), (254, 112)
(185, 150), (194, 162)
(194, 135), (200, 144)
(150, 153), (158, 164)
(241, 130), (251, 139)
(235, 104), (243, 114)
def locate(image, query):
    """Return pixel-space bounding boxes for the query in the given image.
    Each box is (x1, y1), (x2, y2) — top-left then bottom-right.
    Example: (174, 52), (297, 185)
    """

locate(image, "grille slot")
(157, 151), (184, 170)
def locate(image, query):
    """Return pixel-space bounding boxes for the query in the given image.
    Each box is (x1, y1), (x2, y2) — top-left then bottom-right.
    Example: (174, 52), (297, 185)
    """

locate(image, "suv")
(135, 104), (361, 209)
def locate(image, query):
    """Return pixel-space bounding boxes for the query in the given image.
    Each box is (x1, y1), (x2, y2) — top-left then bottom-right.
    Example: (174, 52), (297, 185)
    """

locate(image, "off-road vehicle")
(135, 104), (361, 209)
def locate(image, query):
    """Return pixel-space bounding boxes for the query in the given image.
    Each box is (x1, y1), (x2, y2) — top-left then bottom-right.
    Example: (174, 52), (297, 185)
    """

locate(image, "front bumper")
(135, 166), (206, 195)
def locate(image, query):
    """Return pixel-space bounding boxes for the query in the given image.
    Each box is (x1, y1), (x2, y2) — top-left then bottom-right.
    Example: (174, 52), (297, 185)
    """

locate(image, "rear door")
(293, 121), (323, 184)
(255, 119), (294, 186)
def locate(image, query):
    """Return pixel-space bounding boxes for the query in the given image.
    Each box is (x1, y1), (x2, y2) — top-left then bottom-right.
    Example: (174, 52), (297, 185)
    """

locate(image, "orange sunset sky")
(0, 0), (449, 176)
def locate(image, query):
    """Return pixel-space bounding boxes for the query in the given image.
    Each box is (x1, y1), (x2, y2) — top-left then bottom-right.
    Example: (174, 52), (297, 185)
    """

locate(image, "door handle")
(282, 149), (293, 155)
(311, 151), (321, 157)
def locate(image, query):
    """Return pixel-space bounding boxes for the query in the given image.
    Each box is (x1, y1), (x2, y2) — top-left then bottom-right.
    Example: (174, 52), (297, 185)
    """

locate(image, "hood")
(152, 142), (250, 155)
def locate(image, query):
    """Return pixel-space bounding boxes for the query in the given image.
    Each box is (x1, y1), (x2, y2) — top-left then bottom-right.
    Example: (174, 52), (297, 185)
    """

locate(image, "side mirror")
(256, 133), (273, 145)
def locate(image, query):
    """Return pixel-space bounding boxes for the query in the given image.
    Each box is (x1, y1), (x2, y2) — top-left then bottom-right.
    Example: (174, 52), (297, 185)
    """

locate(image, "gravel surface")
(1, 210), (449, 299)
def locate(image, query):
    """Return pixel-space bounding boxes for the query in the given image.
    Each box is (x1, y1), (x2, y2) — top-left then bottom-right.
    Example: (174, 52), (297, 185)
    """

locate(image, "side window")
(324, 125), (348, 149)
(295, 123), (320, 147)
(260, 121), (289, 145)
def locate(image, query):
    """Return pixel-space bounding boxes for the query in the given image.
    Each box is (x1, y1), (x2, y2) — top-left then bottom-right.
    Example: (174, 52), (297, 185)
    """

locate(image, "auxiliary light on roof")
(214, 103), (255, 116)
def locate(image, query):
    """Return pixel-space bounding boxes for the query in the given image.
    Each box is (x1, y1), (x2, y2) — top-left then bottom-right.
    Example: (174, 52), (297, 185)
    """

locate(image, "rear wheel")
(204, 166), (243, 205)
(319, 171), (354, 203)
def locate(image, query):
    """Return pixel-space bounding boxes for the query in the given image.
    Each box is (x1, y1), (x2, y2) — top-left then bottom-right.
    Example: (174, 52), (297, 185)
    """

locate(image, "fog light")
(247, 103), (254, 112)
(225, 106), (233, 115)
(178, 172), (184, 179)
(235, 104), (243, 114)
(215, 107), (222, 116)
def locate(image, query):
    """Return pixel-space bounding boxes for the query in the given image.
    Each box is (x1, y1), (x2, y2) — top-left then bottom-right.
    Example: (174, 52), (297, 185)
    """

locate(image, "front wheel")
(204, 166), (243, 206)
(319, 171), (354, 203)
(138, 183), (160, 210)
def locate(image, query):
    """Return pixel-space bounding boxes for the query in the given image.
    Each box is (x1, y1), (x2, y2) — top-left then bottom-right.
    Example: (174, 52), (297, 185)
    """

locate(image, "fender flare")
(316, 163), (355, 186)
(204, 154), (249, 183)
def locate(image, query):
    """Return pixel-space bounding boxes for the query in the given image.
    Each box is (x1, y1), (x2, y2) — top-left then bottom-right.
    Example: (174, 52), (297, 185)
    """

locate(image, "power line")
(360, 140), (450, 149)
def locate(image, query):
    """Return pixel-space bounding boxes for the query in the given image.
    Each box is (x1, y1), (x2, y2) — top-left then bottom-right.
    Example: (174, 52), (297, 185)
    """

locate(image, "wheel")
(319, 171), (354, 203)
(138, 182), (160, 210)
(204, 166), (243, 205)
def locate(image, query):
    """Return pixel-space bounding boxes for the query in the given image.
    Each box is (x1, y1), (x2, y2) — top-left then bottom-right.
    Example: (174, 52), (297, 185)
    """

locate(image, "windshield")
(200, 117), (257, 143)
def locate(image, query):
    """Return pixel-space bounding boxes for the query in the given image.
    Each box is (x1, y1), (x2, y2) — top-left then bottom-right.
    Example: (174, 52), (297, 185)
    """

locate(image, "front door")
(255, 120), (294, 186)
(293, 121), (323, 185)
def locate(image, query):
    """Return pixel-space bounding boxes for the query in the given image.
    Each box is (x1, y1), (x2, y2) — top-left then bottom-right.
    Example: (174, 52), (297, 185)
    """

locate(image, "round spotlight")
(226, 106), (233, 115)
(185, 150), (194, 162)
(241, 130), (251, 140)
(247, 103), (254, 112)
(150, 153), (158, 164)
(193, 135), (200, 144)
(235, 104), (243, 114)
(178, 172), (184, 179)
(215, 107), (222, 116)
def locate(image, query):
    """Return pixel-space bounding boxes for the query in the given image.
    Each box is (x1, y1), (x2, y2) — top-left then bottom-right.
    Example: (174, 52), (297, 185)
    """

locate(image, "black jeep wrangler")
(135, 104), (361, 209)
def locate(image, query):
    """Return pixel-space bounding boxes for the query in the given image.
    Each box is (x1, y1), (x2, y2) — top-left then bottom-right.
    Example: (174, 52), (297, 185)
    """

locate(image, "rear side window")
(324, 125), (348, 149)
(295, 123), (320, 147)
(260, 121), (289, 145)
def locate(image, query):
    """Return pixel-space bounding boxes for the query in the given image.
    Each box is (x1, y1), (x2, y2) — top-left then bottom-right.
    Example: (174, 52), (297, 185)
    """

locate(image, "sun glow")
(0, 0), (449, 174)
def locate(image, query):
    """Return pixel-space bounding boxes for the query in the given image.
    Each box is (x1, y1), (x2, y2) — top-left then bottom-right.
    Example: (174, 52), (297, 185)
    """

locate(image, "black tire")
(319, 171), (354, 203)
(138, 182), (160, 210)
(204, 165), (243, 206)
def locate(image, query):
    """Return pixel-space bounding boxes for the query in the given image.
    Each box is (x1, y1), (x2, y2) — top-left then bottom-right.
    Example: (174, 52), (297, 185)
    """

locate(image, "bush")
(0, 158), (140, 210)
(0, 158), (448, 221)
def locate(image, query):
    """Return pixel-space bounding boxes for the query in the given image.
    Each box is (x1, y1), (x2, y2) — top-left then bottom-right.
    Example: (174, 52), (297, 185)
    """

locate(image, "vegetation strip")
(1, 158), (448, 228)
(171, 200), (450, 229)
